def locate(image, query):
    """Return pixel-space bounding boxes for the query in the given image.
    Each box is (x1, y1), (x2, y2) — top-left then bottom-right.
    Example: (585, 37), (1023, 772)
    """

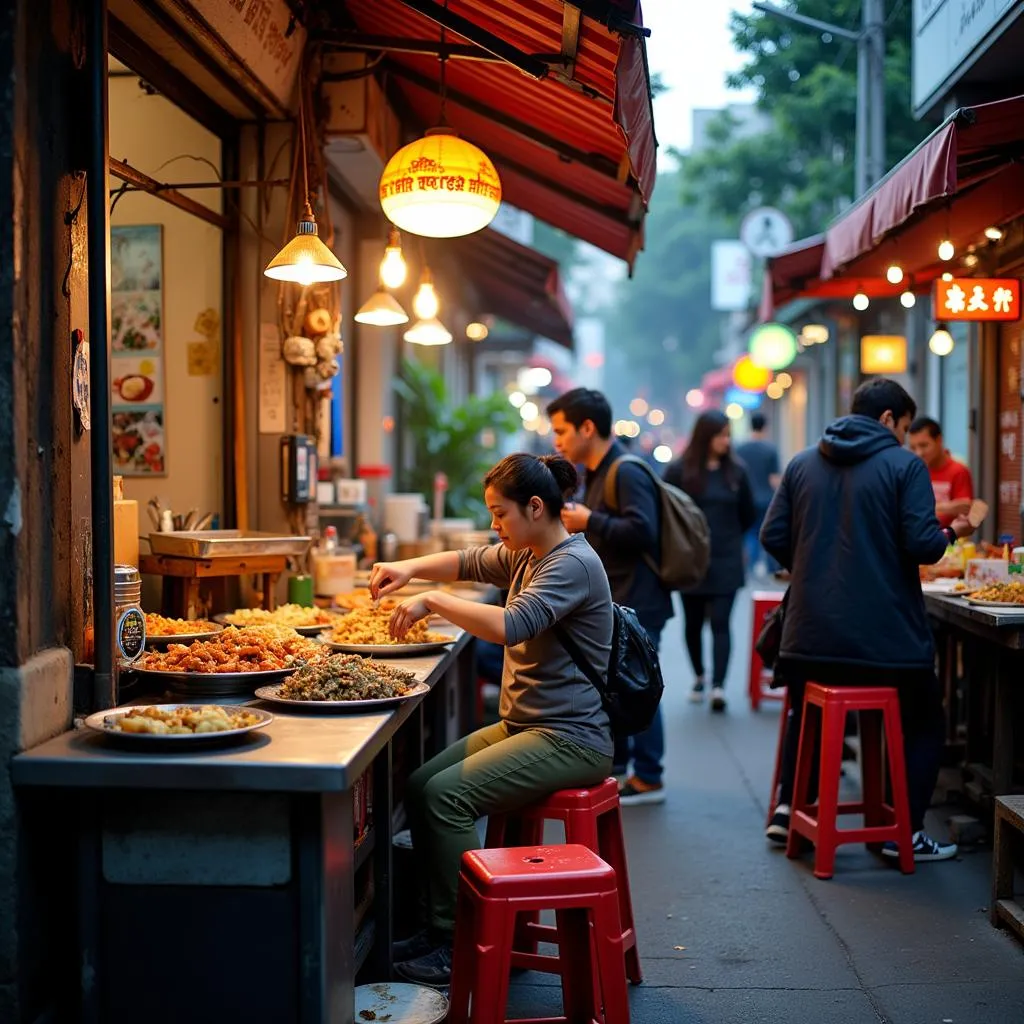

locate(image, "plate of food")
(254, 655), (428, 711)
(129, 626), (327, 695)
(317, 607), (458, 656)
(964, 582), (1024, 609)
(84, 703), (273, 746)
(214, 604), (349, 636)
(144, 612), (223, 648)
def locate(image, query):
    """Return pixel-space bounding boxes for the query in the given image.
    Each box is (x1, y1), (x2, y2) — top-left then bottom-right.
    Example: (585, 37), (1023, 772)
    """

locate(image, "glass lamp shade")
(355, 290), (409, 327)
(929, 328), (955, 356)
(380, 229), (408, 289)
(264, 207), (347, 285)
(379, 130), (502, 238)
(403, 317), (453, 346)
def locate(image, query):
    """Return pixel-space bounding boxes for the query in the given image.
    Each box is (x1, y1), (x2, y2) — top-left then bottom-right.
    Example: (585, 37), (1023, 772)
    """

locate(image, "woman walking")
(665, 410), (756, 712)
(369, 453), (614, 987)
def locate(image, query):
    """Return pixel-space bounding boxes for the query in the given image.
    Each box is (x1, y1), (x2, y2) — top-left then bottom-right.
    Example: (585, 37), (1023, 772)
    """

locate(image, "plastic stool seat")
(485, 778), (641, 985)
(448, 844), (630, 1024)
(787, 683), (915, 879)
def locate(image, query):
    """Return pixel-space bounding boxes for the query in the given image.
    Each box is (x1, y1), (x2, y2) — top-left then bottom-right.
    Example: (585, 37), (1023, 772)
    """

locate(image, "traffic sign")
(740, 207), (794, 258)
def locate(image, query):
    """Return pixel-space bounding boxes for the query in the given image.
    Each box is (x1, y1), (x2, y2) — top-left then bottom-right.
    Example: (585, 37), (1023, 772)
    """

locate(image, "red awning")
(341, 0), (657, 266)
(451, 228), (575, 347)
(822, 94), (1024, 279)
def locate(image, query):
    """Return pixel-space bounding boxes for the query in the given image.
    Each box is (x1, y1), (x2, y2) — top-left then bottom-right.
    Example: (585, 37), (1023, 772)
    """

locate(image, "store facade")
(0, 2), (658, 1021)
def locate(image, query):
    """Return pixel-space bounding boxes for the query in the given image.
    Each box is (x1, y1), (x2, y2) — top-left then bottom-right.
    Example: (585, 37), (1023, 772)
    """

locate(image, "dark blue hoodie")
(760, 415), (948, 671)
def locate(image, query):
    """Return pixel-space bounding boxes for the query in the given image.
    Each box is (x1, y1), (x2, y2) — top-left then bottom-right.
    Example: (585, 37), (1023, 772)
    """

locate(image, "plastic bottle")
(322, 525), (339, 555)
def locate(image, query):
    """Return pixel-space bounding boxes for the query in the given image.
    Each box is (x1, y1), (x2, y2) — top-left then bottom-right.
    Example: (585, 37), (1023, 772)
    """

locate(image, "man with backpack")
(548, 388), (696, 804)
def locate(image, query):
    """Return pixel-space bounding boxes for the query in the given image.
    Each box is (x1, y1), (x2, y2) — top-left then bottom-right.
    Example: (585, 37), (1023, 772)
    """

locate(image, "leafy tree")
(602, 167), (730, 415)
(680, 1), (928, 237)
(394, 356), (520, 524)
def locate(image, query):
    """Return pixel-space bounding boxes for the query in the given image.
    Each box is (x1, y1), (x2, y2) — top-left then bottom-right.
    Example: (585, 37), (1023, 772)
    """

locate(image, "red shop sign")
(933, 278), (1021, 322)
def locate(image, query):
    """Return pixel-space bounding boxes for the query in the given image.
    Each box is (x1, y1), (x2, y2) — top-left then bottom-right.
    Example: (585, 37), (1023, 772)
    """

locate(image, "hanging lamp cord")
(439, 0), (449, 126)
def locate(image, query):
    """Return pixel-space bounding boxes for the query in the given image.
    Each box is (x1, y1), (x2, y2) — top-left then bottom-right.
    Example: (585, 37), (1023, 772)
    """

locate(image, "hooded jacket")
(760, 415), (948, 671)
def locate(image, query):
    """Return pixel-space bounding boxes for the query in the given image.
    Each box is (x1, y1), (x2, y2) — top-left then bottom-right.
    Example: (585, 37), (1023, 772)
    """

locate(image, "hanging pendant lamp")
(404, 317), (453, 346)
(378, 9), (500, 238)
(356, 289), (410, 327)
(265, 93), (347, 284)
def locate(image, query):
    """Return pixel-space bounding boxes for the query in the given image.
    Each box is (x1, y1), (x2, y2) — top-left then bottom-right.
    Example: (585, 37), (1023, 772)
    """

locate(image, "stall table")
(139, 552), (289, 618)
(12, 632), (477, 1024)
(924, 593), (1024, 802)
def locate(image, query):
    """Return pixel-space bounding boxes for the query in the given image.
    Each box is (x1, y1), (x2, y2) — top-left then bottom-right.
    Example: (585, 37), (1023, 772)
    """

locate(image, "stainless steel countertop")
(12, 632), (470, 794)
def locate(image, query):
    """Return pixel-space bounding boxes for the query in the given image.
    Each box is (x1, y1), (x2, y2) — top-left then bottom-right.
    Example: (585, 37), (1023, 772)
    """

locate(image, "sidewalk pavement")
(506, 588), (1024, 1023)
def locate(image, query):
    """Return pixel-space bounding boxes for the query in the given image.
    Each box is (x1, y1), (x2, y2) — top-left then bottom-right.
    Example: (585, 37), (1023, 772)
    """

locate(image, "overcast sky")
(641, 0), (756, 159)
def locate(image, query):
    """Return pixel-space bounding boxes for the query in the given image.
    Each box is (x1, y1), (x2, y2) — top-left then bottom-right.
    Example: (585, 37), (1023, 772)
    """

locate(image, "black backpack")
(555, 604), (664, 736)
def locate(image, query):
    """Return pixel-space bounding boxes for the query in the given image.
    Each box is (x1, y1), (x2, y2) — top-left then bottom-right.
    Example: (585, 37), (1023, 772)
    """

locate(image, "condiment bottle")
(114, 564), (146, 668)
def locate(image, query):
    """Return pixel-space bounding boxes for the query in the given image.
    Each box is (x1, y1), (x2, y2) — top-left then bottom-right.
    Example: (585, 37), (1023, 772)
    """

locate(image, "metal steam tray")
(147, 530), (312, 559)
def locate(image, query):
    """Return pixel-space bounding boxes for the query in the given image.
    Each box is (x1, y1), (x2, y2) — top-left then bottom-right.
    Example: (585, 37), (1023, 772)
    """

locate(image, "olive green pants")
(405, 720), (613, 936)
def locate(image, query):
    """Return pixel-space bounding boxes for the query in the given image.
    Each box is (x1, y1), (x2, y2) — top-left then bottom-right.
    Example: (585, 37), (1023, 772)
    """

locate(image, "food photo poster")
(110, 225), (166, 475)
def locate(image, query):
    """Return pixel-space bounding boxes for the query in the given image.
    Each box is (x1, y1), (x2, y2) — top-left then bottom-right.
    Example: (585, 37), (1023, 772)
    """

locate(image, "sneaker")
(689, 679), (706, 704)
(710, 687), (727, 712)
(882, 830), (958, 862)
(393, 942), (453, 987)
(392, 928), (435, 963)
(618, 776), (666, 806)
(765, 804), (790, 844)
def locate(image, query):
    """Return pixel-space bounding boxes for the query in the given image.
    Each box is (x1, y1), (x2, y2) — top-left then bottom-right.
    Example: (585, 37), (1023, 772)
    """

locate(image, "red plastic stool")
(766, 686), (792, 826)
(448, 845), (630, 1024)
(749, 590), (786, 710)
(485, 779), (641, 985)
(787, 684), (915, 879)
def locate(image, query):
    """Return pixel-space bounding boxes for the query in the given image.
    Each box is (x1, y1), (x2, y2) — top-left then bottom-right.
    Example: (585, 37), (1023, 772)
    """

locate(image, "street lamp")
(752, 1), (885, 196)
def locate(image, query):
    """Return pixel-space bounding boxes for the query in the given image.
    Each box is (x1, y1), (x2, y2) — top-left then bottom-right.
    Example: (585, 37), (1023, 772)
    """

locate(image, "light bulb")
(685, 388), (704, 408)
(647, 409), (665, 426)
(941, 272), (954, 282)
(938, 239), (955, 261)
(653, 445), (672, 464)
(900, 290), (916, 308)
(519, 401), (539, 421)
(725, 403), (744, 421)
(379, 231), (407, 290)
(766, 381), (784, 400)
(853, 292), (870, 311)
(886, 265), (903, 285)
(776, 372), (793, 389)
(629, 398), (649, 417)
(413, 272), (440, 319)
(984, 226), (1003, 241)
(508, 390), (526, 408)
(929, 328), (954, 357)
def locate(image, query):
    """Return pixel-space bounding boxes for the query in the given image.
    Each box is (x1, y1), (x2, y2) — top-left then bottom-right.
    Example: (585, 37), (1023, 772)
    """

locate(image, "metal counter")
(12, 635), (469, 794)
(923, 592), (1024, 649)
(11, 632), (478, 1024)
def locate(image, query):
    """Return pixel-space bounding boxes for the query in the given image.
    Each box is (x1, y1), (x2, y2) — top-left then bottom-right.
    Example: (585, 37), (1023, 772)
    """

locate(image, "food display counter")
(12, 632), (477, 1024)
(924, 592), (1024, 804)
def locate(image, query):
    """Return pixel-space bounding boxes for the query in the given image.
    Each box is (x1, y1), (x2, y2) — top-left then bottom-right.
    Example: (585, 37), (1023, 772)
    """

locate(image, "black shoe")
(765, 804), (790, 845)
(710, 686), (727, 713)
(689, 679), (706, 704)
(393, 942), (453, 987)
(393, 928), (435, 963)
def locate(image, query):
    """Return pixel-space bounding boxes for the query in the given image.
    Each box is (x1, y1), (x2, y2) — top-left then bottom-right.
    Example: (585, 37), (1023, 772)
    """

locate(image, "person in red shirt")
(908, 417), (974, 528)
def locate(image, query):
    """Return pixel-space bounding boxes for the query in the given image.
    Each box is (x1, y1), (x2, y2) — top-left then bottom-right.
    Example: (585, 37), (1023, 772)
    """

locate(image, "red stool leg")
(591, 889), (631, 1024)
(767, 687), (792, 825)
(881, 698), (916, 875)
(594, 806), (642, 985)
(858, 709), (885, 851)
(555, 906), (599, 1022)
(787, 697), (818, 860)
(749, 600), (766, 711)
(810, 697), (847, 880)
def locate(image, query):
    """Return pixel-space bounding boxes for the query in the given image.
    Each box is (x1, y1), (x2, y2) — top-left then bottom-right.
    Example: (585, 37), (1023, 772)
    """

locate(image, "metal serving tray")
(148, 530), (312, 559)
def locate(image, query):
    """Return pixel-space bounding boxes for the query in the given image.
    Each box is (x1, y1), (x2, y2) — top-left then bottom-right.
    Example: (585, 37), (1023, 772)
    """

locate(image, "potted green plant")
(394, 356), (520, 524)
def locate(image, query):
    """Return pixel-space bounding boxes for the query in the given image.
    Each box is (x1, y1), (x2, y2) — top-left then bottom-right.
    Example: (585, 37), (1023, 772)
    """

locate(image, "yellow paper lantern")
(860, 335), (908, 374)
(732, 356), (772, 392)
(379, 129), (501, 238)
